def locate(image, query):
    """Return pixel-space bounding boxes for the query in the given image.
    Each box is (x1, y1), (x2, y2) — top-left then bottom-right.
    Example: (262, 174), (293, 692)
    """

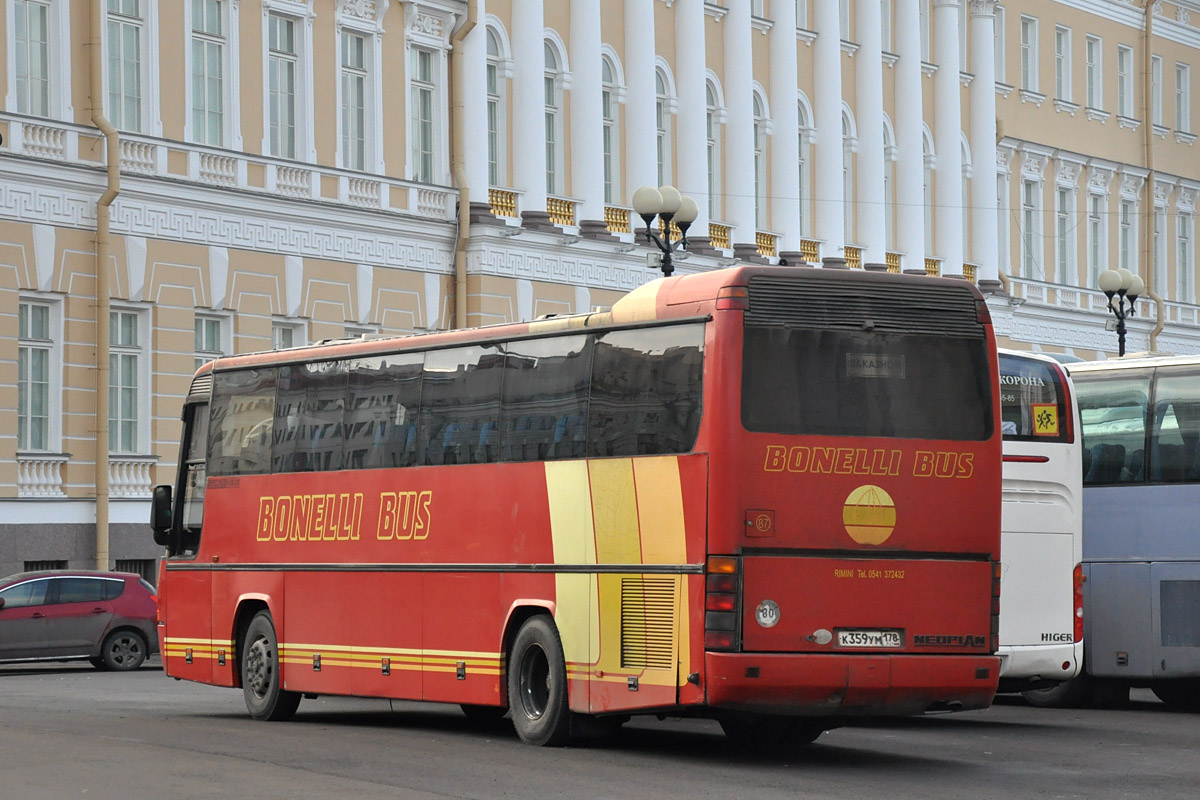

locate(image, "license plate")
(836, 629), (903, 648)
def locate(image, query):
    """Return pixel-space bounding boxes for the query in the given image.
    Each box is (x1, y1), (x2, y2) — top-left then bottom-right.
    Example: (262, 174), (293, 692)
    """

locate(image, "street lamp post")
(632, 185), (699, 278)
(1098, 268), (1145, 357)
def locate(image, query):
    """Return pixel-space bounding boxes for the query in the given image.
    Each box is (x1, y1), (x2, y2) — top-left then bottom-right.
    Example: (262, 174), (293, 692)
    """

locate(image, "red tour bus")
(151, 266), (1002, 747)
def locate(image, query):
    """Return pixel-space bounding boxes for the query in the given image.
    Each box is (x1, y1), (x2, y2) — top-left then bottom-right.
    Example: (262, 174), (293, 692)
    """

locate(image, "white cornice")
(1051, 0), (1200, 49)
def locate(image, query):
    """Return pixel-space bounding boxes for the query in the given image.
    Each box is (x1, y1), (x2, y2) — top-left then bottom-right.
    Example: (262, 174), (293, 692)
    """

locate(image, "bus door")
(162, 399), (215, 684)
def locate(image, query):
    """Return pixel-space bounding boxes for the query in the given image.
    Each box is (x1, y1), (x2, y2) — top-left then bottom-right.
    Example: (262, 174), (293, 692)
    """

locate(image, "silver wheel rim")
(246, 636), (273, 698)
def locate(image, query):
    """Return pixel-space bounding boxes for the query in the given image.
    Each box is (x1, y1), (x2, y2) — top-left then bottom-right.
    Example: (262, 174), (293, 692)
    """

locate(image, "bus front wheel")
(242, 611), (301, 722)
(507, 615), (571, 746)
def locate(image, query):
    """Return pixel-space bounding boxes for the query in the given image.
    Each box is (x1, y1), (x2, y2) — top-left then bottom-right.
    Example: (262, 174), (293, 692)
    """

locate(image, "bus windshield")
(742, 327), (993, 440)
(998, 353), (1072, 443)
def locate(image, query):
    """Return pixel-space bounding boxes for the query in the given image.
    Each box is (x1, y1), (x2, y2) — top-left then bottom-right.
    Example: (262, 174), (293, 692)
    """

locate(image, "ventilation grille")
(1161, 580), (1200, 647)
(746, 274), (984, 338)
(620, 577), (676, 671)
(188, 374), (213, 399)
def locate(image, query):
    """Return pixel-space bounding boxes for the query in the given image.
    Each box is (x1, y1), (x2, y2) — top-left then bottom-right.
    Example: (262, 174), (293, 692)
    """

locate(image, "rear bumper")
(704, 652), (999, 717)
(997, 643), (1082, 684)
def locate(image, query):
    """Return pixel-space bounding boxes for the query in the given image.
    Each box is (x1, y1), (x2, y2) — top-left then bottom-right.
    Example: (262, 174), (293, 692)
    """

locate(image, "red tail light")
(991, 561), (1002, 652)
(1073, 564), (1085, 643)
(705, 556), (741, 651)
(716, 285), (750, 311)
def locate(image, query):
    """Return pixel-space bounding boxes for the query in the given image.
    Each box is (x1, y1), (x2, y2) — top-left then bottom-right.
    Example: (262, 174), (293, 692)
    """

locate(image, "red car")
(0, 570), (159, 671)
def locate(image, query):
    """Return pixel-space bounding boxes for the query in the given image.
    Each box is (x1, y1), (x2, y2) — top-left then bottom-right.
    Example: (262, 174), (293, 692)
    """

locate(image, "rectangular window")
(602, 85), (615, 204)
(1085, 36), (1101, 109)
(881, 0), (892, 52)
(191, 0), (224, 146)
(110, 310), (140, 454)
(742, 326), (992, 442)
(1020, 16), (1038, 92)
(994, 5), (1006, 84)
(544, 67), (558, 194)
(1117, 45), (1134, 118)
(1055, 187), (1072, 284)
(1088, 194), (1106, 288)
(272, 321), (304, 350)
(1055, 26), (1071, 102)
(14, 0), (50, 116)
(797, 0), (808, 29)
(411, 47), (435, 183)
(1119, 199), (1137, 271)
(1179, 213), (1194, 301)
(1152, 55), (1163, 126)
(486, 57), (500, 186)
(268, 14), (297, 158)
(1075, 372), (1149, 485)
(107, 0), (143, 131)
(920, 0), (930, 62)
(18, 302), (51, 451)
(997, 174), (1010, 275)
(1177, 63), (1191, 133)
(1154, 208), (1166, 294)
(341, 31), (367, 171)
(1021, 179), (1040, 279)
(195, 316), (224, 371)
(840, 0), (850, 40)
(999, 352), (1072, 444)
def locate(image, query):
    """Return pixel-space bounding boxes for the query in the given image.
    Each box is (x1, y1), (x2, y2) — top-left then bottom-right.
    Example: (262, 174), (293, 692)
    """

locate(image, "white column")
(675, 0), (710, 237)
(770, 0), (802, 258)
(895, 0), (925, 272)
(463, 0), (489, 206)
(511, 0), (547, 215)
(969, 0), (1000, 287)
(855, 0), (887, 266)
(570, 0), (604, 225)
(933, 0), (964, 274)
(624, 0), (657, 201)
(724, 0), (755, 249)
(813, 0), (845, 261)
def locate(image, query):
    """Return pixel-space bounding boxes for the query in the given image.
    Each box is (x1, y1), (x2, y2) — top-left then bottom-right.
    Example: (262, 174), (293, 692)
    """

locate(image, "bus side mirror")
(151, 484), (172, 546)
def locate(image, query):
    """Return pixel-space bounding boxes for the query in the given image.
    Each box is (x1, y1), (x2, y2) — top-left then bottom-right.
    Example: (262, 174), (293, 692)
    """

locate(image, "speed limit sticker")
(755, 599), (781, 628)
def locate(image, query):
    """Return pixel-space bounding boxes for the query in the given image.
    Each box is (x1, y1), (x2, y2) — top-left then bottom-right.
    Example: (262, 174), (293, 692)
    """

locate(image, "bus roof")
(200, 265), (986, 375)
(1066, 353), (1200, 375)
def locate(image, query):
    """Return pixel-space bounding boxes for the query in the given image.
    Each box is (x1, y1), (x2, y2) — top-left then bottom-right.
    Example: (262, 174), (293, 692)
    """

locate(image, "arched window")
(753, 92), (768, 229)
(962, 138), (972, 263)
(485, 27), (506, 186)
(842, 109), (857, 245)
(798, 98), (813, 237)
(706, 80), (722, 220)
(656, 68), (672, 186)
(544, 42), (563, 195)
(883, 116), (896, 251)
(923, 128), (935, 255)
(601, 55), (619, 204)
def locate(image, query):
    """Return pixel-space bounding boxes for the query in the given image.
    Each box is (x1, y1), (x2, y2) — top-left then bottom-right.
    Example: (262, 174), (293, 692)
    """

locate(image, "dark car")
(0, 570), (158, 671)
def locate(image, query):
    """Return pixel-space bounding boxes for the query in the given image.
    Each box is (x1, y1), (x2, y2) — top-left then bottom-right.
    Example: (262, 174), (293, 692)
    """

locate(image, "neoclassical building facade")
(0, 0), (1198, 574)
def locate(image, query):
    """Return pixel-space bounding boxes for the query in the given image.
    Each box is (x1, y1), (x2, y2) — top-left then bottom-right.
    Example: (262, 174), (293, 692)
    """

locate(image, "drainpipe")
(91, 0), (119, 569)
(450, 0), (479, 329)
(1143, 1), (1164, 352)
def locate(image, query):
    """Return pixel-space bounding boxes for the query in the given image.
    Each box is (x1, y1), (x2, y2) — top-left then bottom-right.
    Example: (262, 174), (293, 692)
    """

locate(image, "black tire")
(1151, 679), (1200, 711)
(461, 703), (508, 722)
(242, 611), (301, 721)
(507, 615), (571, 746)
(1021, 673), (1094, 708)
(99, 630), (147, 671)
(719, 713), (830, 749)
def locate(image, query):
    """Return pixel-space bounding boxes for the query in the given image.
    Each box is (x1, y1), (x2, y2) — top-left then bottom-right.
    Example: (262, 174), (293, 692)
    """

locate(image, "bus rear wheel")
(719, 713), (829, 749)
(1021, 673), (1094, 708)
(242, 611), (301, 721)
(507, 615), (571, 746)
(1152, 679), (1200, 711)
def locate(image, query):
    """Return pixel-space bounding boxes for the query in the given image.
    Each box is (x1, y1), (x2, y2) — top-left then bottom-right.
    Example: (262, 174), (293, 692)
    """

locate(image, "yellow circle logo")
(843, 485), (896, 545)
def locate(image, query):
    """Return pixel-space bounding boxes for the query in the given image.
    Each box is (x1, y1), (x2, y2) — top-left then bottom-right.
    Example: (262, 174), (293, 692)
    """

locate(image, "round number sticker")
(755, 599), (781, 628)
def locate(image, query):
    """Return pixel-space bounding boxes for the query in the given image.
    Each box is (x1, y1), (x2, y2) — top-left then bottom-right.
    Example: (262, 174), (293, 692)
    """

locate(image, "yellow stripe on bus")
(545, 460), (600, 685)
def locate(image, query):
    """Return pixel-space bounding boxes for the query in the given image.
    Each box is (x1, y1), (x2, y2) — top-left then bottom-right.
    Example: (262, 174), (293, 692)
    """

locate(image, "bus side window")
(345, 353), (423, 470)
(588, 325), (704, 458)
(208, 368), (276, 477)
(419, 346), (503, 467)
(499, 334), (592, 463)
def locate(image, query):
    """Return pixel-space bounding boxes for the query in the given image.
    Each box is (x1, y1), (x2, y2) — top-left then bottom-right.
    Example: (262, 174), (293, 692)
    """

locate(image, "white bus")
(995, 350), (1085, 698)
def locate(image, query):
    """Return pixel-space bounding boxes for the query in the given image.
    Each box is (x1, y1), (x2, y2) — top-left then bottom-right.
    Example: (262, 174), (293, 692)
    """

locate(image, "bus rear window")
(998, 354), (1072, 443)
(741, 327), (992, 441)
